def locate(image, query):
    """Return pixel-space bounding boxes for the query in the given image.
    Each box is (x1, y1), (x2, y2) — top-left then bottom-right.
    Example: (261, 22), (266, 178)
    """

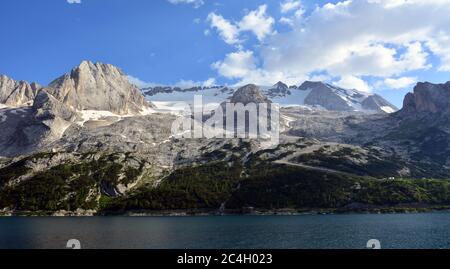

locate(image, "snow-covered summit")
(141, 81), (398, 113)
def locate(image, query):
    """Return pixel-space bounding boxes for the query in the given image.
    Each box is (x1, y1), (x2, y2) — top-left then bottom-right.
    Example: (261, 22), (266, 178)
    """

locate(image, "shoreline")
(2, 205), (450, 217)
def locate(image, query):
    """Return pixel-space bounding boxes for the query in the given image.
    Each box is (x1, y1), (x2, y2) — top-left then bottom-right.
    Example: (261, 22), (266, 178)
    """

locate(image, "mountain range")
(0, 61), (449, 216)
(142, 80), (398, 113)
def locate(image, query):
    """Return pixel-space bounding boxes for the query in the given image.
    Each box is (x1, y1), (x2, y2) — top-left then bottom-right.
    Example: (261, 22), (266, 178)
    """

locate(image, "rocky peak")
(265, 81), (291, 98)
(0, 74), (42, 107)
(47, 61), (153, 115)
(230, 84), (271, 105)
(299, 81), (356, 111)
(402, 81), (450, 114)
(362, 94), (398, 113)
(297, 81), (397, 113)
(298, 81), (326, 91)
(274, 81), (288, 90)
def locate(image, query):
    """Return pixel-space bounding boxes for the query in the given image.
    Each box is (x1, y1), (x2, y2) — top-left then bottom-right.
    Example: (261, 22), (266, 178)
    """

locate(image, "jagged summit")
(0, 74), (42, 107)
(362, 94), (397, 113)
(265, 81), (291, 98)
(274, 81), (288, 89)
(401, 81), (450, 115)
(0, 61), (156, 156)
(46, 61), (153, 115)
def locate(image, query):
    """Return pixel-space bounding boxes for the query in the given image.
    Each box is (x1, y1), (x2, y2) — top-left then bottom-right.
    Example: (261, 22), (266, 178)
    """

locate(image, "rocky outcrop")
(0, 75), (41, 107)
(47, 61), (153, 115)
(265, 81), (291, 98)
(33, 90), (78, 122)
(229, 84), (271, 104)
(0, 90), (79, 157)
(401, 81), (450, 114)
(362, 94), (397, 113)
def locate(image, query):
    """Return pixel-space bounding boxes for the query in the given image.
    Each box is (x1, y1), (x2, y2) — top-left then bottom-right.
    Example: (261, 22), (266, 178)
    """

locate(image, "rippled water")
(1, 213), (449, 249)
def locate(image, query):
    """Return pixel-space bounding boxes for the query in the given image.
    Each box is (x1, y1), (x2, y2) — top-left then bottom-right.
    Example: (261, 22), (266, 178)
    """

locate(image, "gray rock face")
(33, 90), (78, 122)
(47, 61), (153, 115)
(0, 75), (41, 107)
(229, 84), (271, 104)
(0, 61), (157, 157)
(362, 94), (397, 113)
(299, 81), (397, 113)
(265, 82), (291, 98)
(401, 81), (450, 114)
(301, 82), (356, 111)
(0, 91), (79, 157)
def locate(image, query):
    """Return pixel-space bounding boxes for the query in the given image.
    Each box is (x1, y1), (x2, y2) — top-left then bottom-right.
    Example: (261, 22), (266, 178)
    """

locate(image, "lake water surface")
(1, 213), (449, 249)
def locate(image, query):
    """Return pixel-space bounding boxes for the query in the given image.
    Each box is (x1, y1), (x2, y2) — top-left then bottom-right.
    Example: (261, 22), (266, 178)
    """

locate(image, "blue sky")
(1, 0), (450, 108)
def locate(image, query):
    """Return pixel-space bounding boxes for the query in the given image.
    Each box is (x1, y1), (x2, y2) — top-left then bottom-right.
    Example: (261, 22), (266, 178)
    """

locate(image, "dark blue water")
(1, 213), (450, 249)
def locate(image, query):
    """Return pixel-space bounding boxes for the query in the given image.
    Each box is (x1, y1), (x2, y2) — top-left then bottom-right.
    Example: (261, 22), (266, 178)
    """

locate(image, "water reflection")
(0, 213), (449, 249)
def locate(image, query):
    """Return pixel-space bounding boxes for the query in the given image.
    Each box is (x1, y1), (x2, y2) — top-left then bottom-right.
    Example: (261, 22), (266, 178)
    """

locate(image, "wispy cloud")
(167, 0), (204, 8)
(207, 5), (275, 46)
(280, 0), (301, 13)
(210, 0), (450, 90)
(67, 0), (81, 4)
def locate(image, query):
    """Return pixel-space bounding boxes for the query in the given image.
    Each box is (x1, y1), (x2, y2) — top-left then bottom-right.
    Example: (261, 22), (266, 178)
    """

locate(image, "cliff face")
(0, 75), (41, 107)
(47, 61), (153, 115)
(402, 81), (450, 114)
(0, 61), (156, 157)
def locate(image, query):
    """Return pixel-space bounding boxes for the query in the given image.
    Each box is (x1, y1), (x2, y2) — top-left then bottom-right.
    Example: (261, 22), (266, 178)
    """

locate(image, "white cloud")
(212, 50), (256, 79)
(175, 78), (217, 88)
(334, 75), (372, 93)
(426, 32), (450, 71)
(280, 0), (301, 13)
(167, 0), (204, 8)
(264, 0), (450, 76)
(127, 76), (157, 88)
(279, 17), (294, 27)
(207, 5), (275, 45)
(211, 0), (450, 88)
(212, 50), (308, 86)
(326, 42), (430, 77)
(377, 76), (417, 89)
(67, 0), (81, 4)
(207, 13), (241, 45)
(238, 5), (275, 41)
(128, 75), (216, 88)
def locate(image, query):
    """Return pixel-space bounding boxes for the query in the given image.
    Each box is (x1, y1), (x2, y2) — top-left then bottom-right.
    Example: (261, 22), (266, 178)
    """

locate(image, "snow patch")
(76, 110), (127, 126)
(269, 88), (312, 107)
(146, 87), (233, 105)
(380, 106), (396, 114)
(139, 106), (156, 116)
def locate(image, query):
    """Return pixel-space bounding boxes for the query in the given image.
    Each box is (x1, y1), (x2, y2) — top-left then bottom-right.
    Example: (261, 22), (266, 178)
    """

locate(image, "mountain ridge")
(0, 75), (42, 107)
(1, 61), (450, 215)
(141, 80), (398, 113)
